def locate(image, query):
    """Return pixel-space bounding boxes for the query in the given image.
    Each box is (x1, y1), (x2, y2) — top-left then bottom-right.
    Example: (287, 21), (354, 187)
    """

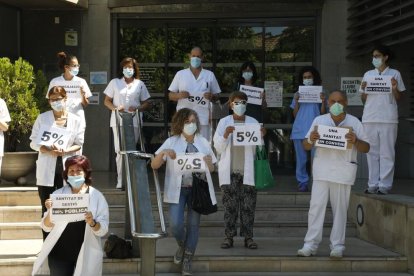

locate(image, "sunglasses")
(233, 100), (247, 105)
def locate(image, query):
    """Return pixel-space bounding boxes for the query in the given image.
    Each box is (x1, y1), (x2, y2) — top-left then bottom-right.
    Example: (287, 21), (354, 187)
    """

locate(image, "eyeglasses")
(68, 64), (80, 68)
(233, 100), (247, 105)
(49, 97), (64, 102)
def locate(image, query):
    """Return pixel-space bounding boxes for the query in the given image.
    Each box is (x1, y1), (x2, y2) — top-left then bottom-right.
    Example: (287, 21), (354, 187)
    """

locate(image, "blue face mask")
(190, 57), (202, 68)
(329, 102), (344, 116)
(303, 78), (314, 86)
(67, 175), (85, 189)
(183, 122), (197, 136)
(123, 68), (134, 78)
(242, 71), (253, 81)
(69, 68), (79, 77)
(233, 103), (246, 116)
(372, 57), (383, 68)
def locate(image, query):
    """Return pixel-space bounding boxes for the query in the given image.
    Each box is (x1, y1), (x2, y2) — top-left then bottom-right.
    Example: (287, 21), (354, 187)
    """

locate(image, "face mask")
(303, 78), (314, 86)
(372, 57), (382, 69)
(69, 68), (79, 77)
(183, 122), (197, 136)
(123, 68), (134, 78)
(233, 103), (246, 116)
(67, 175), (85, 189)
(190, 57), (202, 68)
(50, 100), (65, 112)
(242, 71), (253, 81)
(329, 102), (344, 116)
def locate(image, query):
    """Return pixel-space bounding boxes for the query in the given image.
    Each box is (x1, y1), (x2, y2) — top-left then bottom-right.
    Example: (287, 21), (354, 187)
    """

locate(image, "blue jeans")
(169, 187), (201, 253)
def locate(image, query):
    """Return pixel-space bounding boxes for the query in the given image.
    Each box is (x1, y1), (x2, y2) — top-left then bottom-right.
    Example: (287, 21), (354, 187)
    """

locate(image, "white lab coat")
(32, 185), (109, 276)
(213, 115), (257, 186)
(155, 134), (217, 204)
(29, 111), (85, 187)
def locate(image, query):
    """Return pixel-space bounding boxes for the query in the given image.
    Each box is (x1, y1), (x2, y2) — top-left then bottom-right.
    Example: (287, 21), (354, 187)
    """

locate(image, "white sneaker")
(330, 248), (343, 258)
(297, 247), (316, 257)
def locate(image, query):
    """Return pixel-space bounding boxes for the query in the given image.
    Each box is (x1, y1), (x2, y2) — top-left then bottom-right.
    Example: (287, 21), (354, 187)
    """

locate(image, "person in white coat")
(359, 45), (405, 195)
(47, 52), (92, 130)
(104, 57), (151, 189)
(0, 98), (11, 176)
(297, 90), (370, 258)
(213, 91), (265, 250)
(151, 108), (216, 276)
(30, 86), (85, 238)
(32, 155), (109, 276)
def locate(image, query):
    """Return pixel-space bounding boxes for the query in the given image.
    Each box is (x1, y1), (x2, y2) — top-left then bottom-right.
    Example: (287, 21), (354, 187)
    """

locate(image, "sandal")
(244, 238), (258, 249)
(220, 237), (233, 249)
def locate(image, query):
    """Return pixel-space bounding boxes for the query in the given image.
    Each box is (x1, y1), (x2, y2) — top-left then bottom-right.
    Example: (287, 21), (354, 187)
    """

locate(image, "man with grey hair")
(297, 90), (370, 258)
(168, 46), (221, 140)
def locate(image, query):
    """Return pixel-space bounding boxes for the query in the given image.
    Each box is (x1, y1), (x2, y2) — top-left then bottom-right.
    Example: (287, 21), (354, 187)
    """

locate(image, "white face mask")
(303, 78), (314, 86)
(183, 122), (197, 136)
(190, 57), (202, 68)
(372, 57), (383, 68)
(51, 100), (65, 112)
(242, 71), (253, 81)
(123, 68), (134, 78)
(233, 103), (246, 116)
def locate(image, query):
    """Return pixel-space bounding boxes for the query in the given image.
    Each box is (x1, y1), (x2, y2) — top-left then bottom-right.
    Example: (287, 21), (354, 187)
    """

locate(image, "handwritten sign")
(315, 125), (350, 151)
(298, 86), (323, 103)
(239, 85), (263, 105)
(188, 95), (209, 108)
(364, 76), (392, 94)
(264, 81), (283, 107)
(36, 125), (71, 150)
(50, 194), (89, 223)
(174, 153), (206, 173)
(341, 77), (363, 106)
(233, 123), (262, 146)
(54, 81), (81, 99)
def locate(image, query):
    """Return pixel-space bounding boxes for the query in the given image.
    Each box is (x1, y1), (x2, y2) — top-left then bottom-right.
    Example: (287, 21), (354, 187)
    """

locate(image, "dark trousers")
(48, 256), (76, 276)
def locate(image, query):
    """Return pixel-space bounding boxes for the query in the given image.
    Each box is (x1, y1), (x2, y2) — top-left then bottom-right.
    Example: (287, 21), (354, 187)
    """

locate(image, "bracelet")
(90, 220), (97, 227)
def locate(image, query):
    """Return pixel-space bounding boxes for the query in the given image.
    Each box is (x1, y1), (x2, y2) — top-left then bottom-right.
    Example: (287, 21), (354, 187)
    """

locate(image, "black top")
(49, 220), (86, 262)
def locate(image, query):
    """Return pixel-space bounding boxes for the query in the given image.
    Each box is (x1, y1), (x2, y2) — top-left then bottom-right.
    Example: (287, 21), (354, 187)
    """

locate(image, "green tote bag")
(254, 145), (275, 190)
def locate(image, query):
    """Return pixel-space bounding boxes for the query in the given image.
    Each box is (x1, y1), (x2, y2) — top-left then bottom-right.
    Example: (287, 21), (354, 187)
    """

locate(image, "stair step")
(0, 206), (42, 222)
(102, 273), (413, 276)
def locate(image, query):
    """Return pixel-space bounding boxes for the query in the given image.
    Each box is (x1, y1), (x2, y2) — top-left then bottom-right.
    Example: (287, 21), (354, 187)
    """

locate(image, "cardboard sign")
(239, 85), (264, 105)
(36, 125), (71, 150)
(264, 81), (283, 107)
(50, 194), (89, 223)
(233, 123), (262, 146)
(364, 75), (392, 94)
(54, 81), (81, 99)
(315, 125), (350, 151)
(298, 86), (323, 103)
(174, 153), (206, 173)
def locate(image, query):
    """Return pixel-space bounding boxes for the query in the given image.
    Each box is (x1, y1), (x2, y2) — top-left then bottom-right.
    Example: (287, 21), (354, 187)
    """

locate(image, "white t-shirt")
(169, 68), (221, 125)
(306, 113), (368, 185)
(48, 76), (92, 126)
(103, 78), (151, 127)
(0, 99), (11, 156)
(359, 67), (405, 123)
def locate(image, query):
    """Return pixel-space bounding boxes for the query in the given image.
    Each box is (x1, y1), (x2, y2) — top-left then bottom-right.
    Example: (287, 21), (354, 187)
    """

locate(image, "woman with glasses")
(213, 91), (265, 250)
(48, 52), (92, 130)
(32, 155), (109, 276)
(30, 86), (85, 239)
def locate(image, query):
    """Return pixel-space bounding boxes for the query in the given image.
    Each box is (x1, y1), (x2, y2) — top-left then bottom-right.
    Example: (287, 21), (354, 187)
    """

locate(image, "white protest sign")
(54, 81), (81, 99)
(239, 85), (263, 105)
(341, 77), (363, 106)
(265, 81), (283, 107)
(187, 95), (209, 109)
(36, 125), (71, 150)
(50, 194), (89, 223)
(233, 123), (262, 146)
(298, 86), (323, 103)
(315, 125), (350, 151)
(174, 153), (206, 174)
(364, 75), (392, 94)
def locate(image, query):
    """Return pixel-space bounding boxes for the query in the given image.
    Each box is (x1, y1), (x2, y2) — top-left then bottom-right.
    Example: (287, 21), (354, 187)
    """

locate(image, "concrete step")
(0, 237), (407, 275)
(102, 273), (413, 276)
(0, 206), (42, 223)
(0, 188), (39, 206)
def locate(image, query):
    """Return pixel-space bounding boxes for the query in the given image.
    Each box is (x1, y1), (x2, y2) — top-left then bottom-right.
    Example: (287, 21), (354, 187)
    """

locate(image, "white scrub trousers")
(363, 123), (397, 191)
(303, 180), (351, 252)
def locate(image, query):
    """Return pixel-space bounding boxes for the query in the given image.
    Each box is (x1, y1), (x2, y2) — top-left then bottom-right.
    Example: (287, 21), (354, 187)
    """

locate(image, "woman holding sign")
(30, 86), (85, 238)
(214, 91), (265, 250)
(48, 52), (92, 129)
(290, 66), (326, 192)
(151, 108), (216, 276)
(360, 45), (405, 195)
(32, 155), (109, 276)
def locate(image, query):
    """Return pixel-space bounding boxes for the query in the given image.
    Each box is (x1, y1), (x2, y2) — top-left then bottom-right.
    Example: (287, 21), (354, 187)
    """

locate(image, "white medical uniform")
(302, 113), (367, 252)
(0, 99), (11, 176)
(360, 67), (405, 191)
(169, 68), (221, 139)
(103, 77), (151, 187)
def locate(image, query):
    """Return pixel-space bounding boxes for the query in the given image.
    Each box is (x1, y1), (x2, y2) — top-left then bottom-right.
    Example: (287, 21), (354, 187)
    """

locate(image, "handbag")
(254, 145), (275, 190)
(104, 234), (133, 259)
(191, 174), (217, 215)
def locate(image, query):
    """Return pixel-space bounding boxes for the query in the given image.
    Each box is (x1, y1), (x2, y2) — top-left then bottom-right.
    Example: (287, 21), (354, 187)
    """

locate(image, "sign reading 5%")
(174, 153), (206, 173)
(36, 126), (71, 150)
(188, 96), (208, 107)
(233, 123), (262, 146)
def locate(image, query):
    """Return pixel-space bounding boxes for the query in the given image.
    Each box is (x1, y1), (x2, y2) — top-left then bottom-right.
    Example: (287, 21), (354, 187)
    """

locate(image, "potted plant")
(0, 57), (48, 183)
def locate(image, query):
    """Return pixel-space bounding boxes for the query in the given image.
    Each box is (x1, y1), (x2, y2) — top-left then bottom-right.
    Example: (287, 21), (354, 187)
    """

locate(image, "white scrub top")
(359, 67), (405, 124)
(169, 68), (221, 125)
(0, 98), (11, 156)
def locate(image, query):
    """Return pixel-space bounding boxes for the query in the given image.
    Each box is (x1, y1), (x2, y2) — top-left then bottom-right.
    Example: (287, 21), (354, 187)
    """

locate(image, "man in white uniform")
(359, 45), (405, 195)
(0, 98), (11, 176)
(297, 91), (370, 258)
(169, 46), (221, 140)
